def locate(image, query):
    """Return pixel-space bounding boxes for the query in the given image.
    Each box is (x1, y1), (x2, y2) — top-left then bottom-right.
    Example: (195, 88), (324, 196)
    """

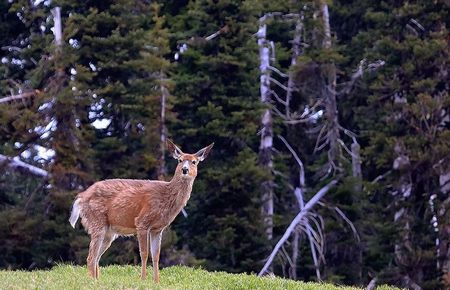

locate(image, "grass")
(0, 264), (400, 290)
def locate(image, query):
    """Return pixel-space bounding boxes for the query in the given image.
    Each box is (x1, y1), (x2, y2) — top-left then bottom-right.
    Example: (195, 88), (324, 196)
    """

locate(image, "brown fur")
(70, 140), (213, 282)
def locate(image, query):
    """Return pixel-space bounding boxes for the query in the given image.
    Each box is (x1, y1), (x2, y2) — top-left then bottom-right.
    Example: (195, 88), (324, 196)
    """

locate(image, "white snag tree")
(255, 3), (384, 280)
(257, 14), (274, 241)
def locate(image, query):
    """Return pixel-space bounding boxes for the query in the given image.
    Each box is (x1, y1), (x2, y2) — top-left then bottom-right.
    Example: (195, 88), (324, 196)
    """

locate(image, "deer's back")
(77, 179), (169, 233)
(79, 179), (151, 198)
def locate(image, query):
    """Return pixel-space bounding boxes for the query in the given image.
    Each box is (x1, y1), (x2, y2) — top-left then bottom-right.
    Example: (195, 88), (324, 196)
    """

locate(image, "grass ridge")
(0, 264), (400, 290)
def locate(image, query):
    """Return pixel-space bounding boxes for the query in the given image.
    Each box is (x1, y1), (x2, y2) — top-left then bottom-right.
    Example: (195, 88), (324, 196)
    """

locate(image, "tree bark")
(392, 143), (423, 288)
(258, 17), (274, 241)
(51, 7), (62, 47)
(320, 1), (332, 49)
(319, 0), (341, 173)
(291, 229), (299, 279)
(157, 72), (168, 180)
(49, 7), (87, 190)
(351, 141), (362, 192)
(285, 15), (303, 118)
(438, 165), (450, 287)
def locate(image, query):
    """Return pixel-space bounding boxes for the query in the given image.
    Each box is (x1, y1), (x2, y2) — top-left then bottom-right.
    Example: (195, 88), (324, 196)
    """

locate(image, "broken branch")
(258, 179), (338, 276)
(0, 154), (49, 178)
(0, 90), (41, 104)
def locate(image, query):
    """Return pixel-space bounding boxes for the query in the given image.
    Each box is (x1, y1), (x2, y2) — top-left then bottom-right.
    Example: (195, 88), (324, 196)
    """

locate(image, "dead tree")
(256, 5), (382, 280)
(279, 136), (323, 280)
(157, 72), (169, 180)
(258, 179), (337, 276)
(257, 14), (275, 241)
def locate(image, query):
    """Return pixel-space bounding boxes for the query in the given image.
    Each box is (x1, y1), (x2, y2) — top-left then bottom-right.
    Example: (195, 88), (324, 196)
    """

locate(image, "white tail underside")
(69, 199), (81, 228)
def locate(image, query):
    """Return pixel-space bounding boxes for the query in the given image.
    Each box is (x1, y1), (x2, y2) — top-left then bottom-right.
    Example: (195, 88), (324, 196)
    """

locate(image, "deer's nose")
(182, 167), (189, 175)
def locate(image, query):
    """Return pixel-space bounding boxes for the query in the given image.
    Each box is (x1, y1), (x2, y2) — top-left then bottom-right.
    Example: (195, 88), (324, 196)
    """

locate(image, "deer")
(68, 140), (213, 283)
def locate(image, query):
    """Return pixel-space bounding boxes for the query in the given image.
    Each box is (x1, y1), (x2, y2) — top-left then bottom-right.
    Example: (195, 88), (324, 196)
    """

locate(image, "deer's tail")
(69, 198), (81, 228)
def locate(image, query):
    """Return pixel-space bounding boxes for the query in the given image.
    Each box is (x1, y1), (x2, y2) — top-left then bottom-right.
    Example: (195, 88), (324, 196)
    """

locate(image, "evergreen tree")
(0, 1), (448, 289)
(166, 0), (268, 273)
(333, 0), (449, 288)
(0, 0), (174, 268)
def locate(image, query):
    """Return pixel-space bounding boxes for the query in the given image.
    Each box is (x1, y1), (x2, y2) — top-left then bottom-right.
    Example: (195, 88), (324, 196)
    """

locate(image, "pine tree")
(165, 0), (269, 273)
(0, 0), (175, 268)
(333, 0), (449, 288)
(59, 0), (175, 265)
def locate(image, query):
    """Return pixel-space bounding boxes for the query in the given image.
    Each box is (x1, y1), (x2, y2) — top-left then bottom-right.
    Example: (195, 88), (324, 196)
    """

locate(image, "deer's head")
(167, 140), (214, 179)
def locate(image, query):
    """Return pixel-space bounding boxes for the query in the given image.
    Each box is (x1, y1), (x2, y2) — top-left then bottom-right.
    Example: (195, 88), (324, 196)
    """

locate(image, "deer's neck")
(167, 174), (194, 209)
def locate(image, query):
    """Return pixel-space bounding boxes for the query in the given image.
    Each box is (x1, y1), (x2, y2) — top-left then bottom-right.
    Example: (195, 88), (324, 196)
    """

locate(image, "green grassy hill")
(0, 265), (399, 290)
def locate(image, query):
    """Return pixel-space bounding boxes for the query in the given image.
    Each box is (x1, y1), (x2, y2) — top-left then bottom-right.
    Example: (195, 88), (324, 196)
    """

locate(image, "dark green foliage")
(0, 1), (448, 289)
(166, 0), (268, 273)
(331, 0), (449, 288)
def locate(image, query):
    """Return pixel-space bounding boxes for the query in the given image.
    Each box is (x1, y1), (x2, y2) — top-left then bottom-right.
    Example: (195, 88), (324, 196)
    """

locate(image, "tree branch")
(269, 77), (289, 91)
(258, 179), (338, 276)
(0, 90), (40, 104)
(1, 46), (23, 52)
(268, 66), (288, 78)
(340, 59), (385, 95)
(270, 90), (287, 106)
(295, 188), (322, 280)
(278, 135), (305, 187)
(366, 277), (378, 290)
(204, 25), (229, 41)
(0, 154), (49, 178)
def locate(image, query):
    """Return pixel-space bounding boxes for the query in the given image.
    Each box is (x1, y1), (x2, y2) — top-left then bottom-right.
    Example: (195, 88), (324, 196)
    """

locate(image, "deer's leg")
(137, 229), (150, 280)
(87, 228), (106, 279)
(150, 230), (163, 283)
(95, 231), (116, 279)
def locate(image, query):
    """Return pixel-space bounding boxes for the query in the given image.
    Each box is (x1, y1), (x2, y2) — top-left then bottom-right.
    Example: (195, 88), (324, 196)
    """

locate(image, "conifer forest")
(0, 1), (449, 289)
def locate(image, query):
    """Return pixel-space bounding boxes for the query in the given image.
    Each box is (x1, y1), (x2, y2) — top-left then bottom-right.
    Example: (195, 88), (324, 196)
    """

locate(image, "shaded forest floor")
(0, 264), (400, 290)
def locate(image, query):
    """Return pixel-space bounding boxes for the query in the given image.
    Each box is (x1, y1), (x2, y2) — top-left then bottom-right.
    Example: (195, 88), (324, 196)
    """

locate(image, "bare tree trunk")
(438, 165), (450, 287)
(49, 7), (88, 190)
(393, 143), (423, 288)
(291, 229), (299, 279)
(286, 19), (302, 269)
(318, 0), (341, 173)
(50, 6), (69, 189)
(323, 74), (340, 172)
(352, 140), (363, 281)
(51, 7), (62, 47)
(320, 1), (331, 49)
(403, 275), (422, 290)
(258, 17), (274, 241)
(157, 72), (168, 180)
(285, 15), (303, 118)
(352, 141), (362, 195)
(366, 277), (378, 290)
(281, 15), (304, 280)
(352, 141), (363, 283)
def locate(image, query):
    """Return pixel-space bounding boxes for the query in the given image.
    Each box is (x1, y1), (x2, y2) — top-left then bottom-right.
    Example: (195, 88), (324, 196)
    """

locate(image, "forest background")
(0, 1), (448, 289)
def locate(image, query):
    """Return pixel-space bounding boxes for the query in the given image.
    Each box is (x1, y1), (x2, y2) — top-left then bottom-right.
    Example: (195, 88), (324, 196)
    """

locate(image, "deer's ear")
(167, 139), (183, 159)
(194, 143), (214, 162)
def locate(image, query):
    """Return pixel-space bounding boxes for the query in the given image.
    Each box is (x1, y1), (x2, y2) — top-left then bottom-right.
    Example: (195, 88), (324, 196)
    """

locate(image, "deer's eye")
(178, 159), (182, 163)
(192, 160), (197, 165)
